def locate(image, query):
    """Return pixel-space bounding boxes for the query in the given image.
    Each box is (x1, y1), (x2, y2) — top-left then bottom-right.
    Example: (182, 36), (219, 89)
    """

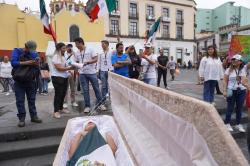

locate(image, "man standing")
(74, 37), (106, 113)
(168, 56), (177, 81)
(11, 41), (42, 127)
(64, 44), (78, 108)
(112, 43), (131, 77)
(97, 40), (113, 100)
(157, 48), (168, 89)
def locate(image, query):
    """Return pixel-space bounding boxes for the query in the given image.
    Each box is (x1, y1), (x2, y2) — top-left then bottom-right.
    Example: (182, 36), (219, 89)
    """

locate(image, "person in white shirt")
(199, 45), (224, 104)
(223, 54), (247, 132)
(73, 37), (106, 113)
(140, 44), (157, 86)
(63, 44), (78, 108)
(0, 56), (14, 95)
(97, 40), (113, 100)
(167, 56), (177, 81)
(51, 43), (73, 119)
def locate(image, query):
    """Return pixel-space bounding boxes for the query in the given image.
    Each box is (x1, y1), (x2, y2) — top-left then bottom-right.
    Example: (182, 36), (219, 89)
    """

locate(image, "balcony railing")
(129, 12), (139, 19)
(129, 31), (139, 37)
(109, 30), (120, 36)
(162, 16), (171, 22)
(162, 33), (170, 38)
(176, 18), (184, 24)
(146, 15), (155, 21)
(109, 11), (120, 17)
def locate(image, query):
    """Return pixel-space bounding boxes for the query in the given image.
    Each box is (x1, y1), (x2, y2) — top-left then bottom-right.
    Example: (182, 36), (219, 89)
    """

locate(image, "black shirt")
(157, 55), (168, 67)
(128, 54), (141, 78)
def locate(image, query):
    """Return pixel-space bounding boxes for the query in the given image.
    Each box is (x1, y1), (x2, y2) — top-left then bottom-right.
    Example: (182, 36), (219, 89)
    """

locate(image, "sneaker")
(165, 86), (170, 90)
(84, 107), (91, 113)
(72, 102), (79, 107)
(18, 120), (25, 127)
(63, 103), (68, 109)
(31, 117), (42, 123)
(99, 105), (107, 111)
(53, 112), (61, 119)
(226, 124), (234, 132)
(42, 93), (48, 96)
(5, 92), (10, 96)
(60, 109), (70, 114)
(235, 124), (246, 133)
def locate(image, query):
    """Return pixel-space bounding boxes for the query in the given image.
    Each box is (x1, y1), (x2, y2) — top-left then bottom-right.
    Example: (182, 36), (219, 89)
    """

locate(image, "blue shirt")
(11, 48), (38, 68)
(112, 53), (129, 77)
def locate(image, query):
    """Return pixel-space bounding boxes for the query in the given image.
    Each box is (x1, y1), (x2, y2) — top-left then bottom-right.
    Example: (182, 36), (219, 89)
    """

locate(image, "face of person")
(208, 47), (215, 56)
(159, 49), (164, 56)
(101, 42), (108, 50)
(85, 122), (96, 131)
(3, 56), (9, 63)
(145, 47), (152, 55)
(129, 47), (135, 53)
(67, 47), (72, 53)
(60, 46), (67, 55)
(232, 59), (241, 67)
(75, 41), (84, 50)
(117, 45), (124, 54)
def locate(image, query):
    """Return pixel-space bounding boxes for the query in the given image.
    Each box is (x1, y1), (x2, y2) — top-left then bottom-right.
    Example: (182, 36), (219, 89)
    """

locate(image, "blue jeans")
(79, 74), (102, 107)
(225, 89), (246, 125)
(143, 78), (156, 86)
(14, 80), (37, 120)
(203, 80), (217, 103)
(41, 78), (49, 93)
(100, 71), (109, 99)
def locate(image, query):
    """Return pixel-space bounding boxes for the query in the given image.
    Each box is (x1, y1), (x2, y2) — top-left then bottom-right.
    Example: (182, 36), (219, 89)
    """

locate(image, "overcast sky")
(2, 0), (250, 11)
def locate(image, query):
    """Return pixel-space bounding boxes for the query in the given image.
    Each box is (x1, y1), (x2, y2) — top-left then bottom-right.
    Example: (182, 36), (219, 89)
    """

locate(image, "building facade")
(197, 2), (250, 33)
(104, 0), (197, 64)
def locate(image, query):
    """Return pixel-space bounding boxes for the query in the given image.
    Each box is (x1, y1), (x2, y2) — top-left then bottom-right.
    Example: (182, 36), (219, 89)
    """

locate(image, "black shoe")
(217, 92), (223, 95)
(31, 117), (42, 123)
(18, 121), (25, 127)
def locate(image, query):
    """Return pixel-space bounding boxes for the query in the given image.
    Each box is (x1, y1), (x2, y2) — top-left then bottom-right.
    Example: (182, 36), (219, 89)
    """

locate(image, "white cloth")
(97, 50), (113, 71)
(0, 62), (12, 78)
(198, 57), (224, 81)
(168, 60), (176, 70)
(51, 54), (69, 78)
(225, 68), (247, 90)
(75, 47), (97, 74)
(141, 54), (157, 79)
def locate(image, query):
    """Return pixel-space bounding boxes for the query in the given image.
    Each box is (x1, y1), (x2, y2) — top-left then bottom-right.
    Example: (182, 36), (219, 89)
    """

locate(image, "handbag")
(40, 70), (50, 79)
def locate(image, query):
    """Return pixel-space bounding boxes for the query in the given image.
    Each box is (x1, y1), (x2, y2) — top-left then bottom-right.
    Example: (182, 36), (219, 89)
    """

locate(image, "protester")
(51, 43), (72, 119)
(11, 41), (42, 127)
(97, 40), (113, 100)
(141, 43), (157, 86)
(168, 56), (177, 81)
(0, 56), (14, 95)
(112, 43), (131, 77)
(157, 48), (168, 89)
(73, 37), (107, 113)
(223, 54), (247, 132)
(63, 44), (78, 108)
(199, 45), (224, 105)
(188, 60), (192, 69)
(39, 56), (50, 95)
(128, 45), (141, 79)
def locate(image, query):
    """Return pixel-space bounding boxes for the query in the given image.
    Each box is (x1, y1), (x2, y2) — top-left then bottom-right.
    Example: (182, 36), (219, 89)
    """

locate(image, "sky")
(2, 0), (250, 11)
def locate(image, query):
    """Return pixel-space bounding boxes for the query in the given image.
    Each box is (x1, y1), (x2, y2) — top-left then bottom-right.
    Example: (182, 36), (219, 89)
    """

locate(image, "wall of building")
(196, 9), (213, 32)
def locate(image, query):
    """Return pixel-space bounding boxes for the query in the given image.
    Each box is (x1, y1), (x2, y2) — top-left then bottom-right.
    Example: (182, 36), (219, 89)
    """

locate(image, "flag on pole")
(85, 0), (116, 22)
(40, 0), (57, 43)
(145, 17), (161, 45)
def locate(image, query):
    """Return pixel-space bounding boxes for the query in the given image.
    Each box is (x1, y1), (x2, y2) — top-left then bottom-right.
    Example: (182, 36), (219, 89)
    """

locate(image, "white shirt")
(0, 62), (12, 78)
(225, 68), (246, 90)
(168, 60), (176, 70)
(141, 54), (157, 79)
(75, 47), (97, 74)
(199, 57), (224, 81)
(51, 54), (69, 78)
(65, 51), (76, 62)
(97, 50), (113, 72)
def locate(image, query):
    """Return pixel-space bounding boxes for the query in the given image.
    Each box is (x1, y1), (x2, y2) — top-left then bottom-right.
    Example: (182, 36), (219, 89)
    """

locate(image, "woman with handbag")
(51, 43), (74, 119)
(223, 54), (247, 132)
(199, 45), (224, 105)
(40, 56), (50, 95)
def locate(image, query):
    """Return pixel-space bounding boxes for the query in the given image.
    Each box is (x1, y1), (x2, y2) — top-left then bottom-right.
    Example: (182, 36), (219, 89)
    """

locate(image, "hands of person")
(200, 77), (204, 82)
(223, 91), (227, 98)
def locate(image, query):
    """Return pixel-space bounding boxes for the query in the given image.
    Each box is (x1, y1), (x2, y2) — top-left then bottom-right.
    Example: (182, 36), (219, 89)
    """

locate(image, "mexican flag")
(145, 17), (162, 45)
(40, 0), (57, 43)
(85, 0), (116, 21)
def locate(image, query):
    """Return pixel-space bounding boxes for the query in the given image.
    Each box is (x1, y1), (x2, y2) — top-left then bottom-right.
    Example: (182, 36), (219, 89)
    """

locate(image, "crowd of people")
(198, 45), (250, 133)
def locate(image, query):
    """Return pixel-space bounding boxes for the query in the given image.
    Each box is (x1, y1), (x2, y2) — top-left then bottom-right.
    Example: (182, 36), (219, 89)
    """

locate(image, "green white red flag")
(85, 0), (116, 21)
(40, 0), (57, 43)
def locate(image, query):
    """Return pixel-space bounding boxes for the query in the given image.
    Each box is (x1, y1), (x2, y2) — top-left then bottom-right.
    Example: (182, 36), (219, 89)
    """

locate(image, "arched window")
(69, 25), (80, 42)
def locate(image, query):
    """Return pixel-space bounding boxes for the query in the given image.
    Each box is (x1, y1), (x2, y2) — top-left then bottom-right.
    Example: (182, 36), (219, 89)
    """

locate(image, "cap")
(144, 43), (152, 48)
(232, 54), (242, 61)
(25, 41), (37, 53)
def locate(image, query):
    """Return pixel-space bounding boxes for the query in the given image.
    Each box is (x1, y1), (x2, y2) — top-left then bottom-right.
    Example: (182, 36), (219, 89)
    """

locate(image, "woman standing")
(128, 46), (141, 79)
(40, 56), (50, 95)
(0, 56), (14, 95)
(223, 54), (247, 132)
(51, 43), (73, 119)
(199, 45), (224, 104)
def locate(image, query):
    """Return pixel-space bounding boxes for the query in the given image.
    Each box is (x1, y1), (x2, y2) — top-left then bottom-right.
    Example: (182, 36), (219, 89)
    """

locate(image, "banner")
(229, 35), (250, 62)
